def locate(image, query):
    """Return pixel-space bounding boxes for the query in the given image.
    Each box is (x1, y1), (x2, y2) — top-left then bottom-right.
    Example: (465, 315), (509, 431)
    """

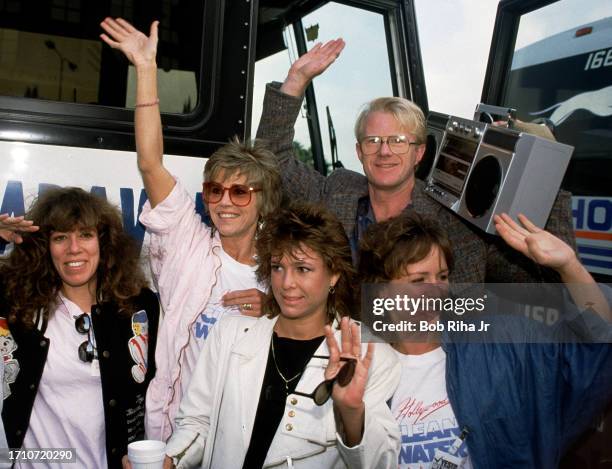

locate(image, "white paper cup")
(127, 440), (166, 469)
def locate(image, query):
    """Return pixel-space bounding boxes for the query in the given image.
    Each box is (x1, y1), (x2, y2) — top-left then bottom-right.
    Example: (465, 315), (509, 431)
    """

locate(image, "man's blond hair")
(354, 97), (426, 144)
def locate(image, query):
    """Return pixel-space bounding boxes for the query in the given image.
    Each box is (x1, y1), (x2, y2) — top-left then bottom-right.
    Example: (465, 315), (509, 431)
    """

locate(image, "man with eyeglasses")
(256, 40), (576, 284)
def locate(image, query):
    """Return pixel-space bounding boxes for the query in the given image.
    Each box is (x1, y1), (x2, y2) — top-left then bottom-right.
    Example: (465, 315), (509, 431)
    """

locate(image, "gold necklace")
(270, 336), (302, 393)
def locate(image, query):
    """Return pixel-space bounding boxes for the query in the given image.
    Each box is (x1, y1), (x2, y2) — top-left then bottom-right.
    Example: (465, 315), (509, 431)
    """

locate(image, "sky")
(250, 0), (611, 173)
(514, 0), (612, 48)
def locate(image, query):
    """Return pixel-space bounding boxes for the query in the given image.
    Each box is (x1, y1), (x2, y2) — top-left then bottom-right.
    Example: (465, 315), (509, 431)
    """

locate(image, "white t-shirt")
(19, 296), (106, 469)
(391, 347), (471, 469)
(182, 247), (263, 394)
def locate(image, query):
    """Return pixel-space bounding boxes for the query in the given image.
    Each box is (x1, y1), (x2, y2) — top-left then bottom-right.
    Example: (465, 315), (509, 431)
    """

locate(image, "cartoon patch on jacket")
(128, 310), (148, 383)
(0, 317), (19, 399)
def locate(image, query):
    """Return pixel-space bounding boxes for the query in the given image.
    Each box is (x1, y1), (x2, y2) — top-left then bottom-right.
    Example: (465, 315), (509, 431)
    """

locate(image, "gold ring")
(242, 303), (253, 311)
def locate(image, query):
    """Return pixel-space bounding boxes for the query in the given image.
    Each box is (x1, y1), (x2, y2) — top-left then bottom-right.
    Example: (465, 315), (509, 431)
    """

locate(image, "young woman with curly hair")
(163, 202), (400, 469)
(0, 187), (159, 469)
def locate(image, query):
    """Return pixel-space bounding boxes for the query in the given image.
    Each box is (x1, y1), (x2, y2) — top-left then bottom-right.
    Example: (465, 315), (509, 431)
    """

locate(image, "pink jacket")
(140, 180), (222, 441)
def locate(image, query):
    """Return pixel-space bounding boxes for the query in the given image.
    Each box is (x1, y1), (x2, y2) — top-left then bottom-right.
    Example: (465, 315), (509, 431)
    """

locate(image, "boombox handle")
(474, 103), (517, 128)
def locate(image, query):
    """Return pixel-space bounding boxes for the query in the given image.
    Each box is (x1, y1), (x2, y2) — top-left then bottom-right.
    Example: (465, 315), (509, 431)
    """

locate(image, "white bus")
(0, 1), (610, 465)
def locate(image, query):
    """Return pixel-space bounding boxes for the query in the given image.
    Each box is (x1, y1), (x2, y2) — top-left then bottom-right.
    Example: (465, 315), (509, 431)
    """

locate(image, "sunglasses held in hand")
(293, 355), (357, 406)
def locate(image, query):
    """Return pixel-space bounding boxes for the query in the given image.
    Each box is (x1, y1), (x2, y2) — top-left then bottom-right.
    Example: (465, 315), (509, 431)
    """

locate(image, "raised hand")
(324, 316), (373, 446)
(494, 213), (578, 273)
(222, 288), (266, 317)
(0, 214), (39, 244)
(100, 17), (158, 68)
(101, 17), (174, 207)
(280, 39), (345, 97)
(496, 213), (610, 319)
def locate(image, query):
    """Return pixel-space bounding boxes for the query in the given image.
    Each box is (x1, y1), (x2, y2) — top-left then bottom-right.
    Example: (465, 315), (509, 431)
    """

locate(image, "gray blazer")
(256, 83), (576, 284)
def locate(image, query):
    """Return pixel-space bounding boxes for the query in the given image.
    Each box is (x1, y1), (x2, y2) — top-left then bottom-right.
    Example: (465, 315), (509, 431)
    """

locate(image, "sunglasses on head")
(202, 182), (261, 207)
(75, 313), (97, 362)
(292, 355), (357, 406)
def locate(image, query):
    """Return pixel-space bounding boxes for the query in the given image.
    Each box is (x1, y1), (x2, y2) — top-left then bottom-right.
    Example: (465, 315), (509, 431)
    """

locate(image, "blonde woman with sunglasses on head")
(100, 18), (283, 442)
(165, 202), (400, 469)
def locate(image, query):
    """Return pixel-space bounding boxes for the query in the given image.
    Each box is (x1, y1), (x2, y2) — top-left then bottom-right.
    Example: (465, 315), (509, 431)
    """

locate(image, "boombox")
(424, 113), (573, 234)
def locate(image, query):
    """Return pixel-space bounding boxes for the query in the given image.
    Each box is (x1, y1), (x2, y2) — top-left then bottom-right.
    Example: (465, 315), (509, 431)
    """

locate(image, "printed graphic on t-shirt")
(194, 313), (217, 339)
(193, 300), (237, 340)
(395, 396), (469, 468)
(181, 298), (241, 396)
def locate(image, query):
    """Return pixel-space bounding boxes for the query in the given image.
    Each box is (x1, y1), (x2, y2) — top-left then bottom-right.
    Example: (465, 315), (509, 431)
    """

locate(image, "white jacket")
(165, 315), (401, 468)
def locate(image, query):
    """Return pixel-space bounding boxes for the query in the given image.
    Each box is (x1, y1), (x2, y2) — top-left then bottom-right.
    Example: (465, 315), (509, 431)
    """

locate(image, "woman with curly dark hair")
(163, 202), (400, 469)
(0, 187), (159, 469)
(255, 202), (357, 324)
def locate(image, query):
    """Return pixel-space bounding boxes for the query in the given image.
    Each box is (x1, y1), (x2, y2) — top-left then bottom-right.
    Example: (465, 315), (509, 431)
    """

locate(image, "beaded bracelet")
(135, 99), (160, 108)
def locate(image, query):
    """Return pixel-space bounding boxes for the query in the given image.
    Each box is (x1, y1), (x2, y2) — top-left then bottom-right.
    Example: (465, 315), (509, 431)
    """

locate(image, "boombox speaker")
(416, 111), (449, 180)
(424, 114), (574, 234)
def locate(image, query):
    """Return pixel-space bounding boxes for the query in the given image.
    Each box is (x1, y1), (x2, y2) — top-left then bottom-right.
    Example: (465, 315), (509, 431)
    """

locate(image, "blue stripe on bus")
(578, 246), (612, 257)
(581, 257), (612, 269)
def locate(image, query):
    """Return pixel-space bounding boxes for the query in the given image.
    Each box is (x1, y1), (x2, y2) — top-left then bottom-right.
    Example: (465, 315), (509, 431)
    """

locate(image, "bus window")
(297, 2), (394, 174)
(413, 0), (498, 118)
(0, 0), (203, 114)
(252, 2), (395, 175)
(503, 0), (612, 279)
(252, 26), (313, 168)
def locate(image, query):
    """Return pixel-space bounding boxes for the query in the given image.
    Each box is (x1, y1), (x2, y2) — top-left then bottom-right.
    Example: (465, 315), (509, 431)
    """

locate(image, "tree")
(293, 141), (314, 167)
(292, 141), (332, 173)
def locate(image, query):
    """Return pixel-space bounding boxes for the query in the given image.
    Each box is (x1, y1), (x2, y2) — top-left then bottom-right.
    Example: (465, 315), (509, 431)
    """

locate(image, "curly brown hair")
(358, 212), (454, 283)
(256, 202), (356, 323)
(0, 187), (148, 328)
